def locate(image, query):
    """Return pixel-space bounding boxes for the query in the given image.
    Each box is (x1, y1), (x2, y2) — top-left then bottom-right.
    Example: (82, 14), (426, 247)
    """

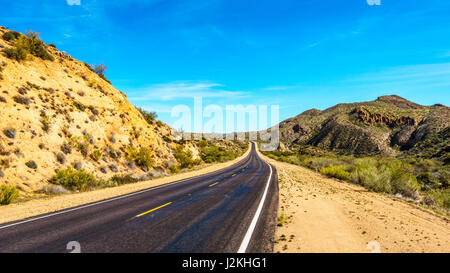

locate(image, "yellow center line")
(209, 182), (219, 187)
(135, 202), (172, 218)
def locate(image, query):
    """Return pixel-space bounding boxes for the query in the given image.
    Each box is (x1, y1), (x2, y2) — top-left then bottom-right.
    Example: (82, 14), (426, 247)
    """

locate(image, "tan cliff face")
(0, 27), (188, 194)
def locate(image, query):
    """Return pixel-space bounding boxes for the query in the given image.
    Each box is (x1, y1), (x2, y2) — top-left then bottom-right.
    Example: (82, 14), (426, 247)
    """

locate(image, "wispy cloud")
(346, 63), (450, 85)
(67, 0), (81, 6)
(128, 81), (247, 101)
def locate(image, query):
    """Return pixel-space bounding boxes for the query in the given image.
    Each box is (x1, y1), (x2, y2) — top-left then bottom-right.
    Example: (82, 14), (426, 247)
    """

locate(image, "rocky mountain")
(278, 95), (449, 159)
(0, 27), (201, 194)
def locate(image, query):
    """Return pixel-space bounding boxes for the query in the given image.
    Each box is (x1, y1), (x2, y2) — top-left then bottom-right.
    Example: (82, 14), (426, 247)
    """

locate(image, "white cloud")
(128, 81), (247, 101)
(67, 0), (81, 6)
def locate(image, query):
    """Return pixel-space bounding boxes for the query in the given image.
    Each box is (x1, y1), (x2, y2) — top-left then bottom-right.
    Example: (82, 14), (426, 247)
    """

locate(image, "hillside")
(265, 96), (449, 212)
(279, 95), (449, 159)
(0, 27), (246, 200)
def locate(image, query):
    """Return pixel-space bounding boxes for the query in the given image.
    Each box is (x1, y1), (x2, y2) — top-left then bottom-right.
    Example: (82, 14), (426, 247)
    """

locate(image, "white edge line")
(237, 161), (273, 253)
(0, 149), (253, 230)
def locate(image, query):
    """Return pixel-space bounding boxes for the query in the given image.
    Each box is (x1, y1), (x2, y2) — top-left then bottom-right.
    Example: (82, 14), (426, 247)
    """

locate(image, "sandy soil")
(0, 146), (250, 224)
(258, 152), (450, 253)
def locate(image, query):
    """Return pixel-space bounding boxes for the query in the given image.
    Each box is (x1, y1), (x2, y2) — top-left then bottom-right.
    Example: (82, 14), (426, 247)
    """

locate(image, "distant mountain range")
(278, 95), (449, 161)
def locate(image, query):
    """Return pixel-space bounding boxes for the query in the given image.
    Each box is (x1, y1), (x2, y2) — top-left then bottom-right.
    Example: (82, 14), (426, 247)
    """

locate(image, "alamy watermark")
(170, 97), (279, 151)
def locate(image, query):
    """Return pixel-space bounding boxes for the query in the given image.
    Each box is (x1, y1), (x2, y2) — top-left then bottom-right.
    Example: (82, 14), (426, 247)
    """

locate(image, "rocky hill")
(0, 27), (208, 196)
(278, 95), (449, 159)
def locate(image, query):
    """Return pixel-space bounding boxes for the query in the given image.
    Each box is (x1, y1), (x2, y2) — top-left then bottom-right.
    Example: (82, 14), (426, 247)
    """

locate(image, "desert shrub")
(51, 167), (103, 191)
(2, 31), (21, 42)
(199, 142), (237, 163)
(90, 150), (102, 162)
(126, 147), (154, 169)
(40, 184), (69, 195)
(61, 142), (72, 154)
(70, 135), (91, 157)
(3, 31), (54, 61)
(136, 107), (157, 124)
(0, 185), (19, 205)
(350, 162), (392, 193)
(13, 95), (30, 105)
(109, 175), (139, 186)
(3, 127), (16, 139)
(25, 160), (38, 169)
(56, 152), (66, 164)
(173, 145), (200, 169)
(320, 164), (350, 180)
(382, 159), (419, 199)
(41, 115), (51, 132)
(163, 135), (172, 143)
(3, 46), (27, 61)
(73, 101), (86, 111)
(169, 165), (179, 174)
(428, 189), (450, 209)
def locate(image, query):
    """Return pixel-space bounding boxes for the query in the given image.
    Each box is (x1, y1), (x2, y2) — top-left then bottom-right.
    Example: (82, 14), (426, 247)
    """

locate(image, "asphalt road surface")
(0, 143), (278, 253)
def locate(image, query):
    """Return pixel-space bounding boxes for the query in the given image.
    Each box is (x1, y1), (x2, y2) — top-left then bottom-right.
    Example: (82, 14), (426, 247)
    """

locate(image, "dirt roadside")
(0, 146), (250, 224)
(257, 150), (450, 253)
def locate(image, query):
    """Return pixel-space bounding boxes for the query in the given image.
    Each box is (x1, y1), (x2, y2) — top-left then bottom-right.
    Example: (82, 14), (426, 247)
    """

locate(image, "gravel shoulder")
(0, 147), (250, 224)
(257, 151), (450, 253)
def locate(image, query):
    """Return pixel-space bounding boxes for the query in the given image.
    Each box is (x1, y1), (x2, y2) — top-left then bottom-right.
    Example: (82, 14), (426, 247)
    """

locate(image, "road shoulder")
(257, 150), (450, 253)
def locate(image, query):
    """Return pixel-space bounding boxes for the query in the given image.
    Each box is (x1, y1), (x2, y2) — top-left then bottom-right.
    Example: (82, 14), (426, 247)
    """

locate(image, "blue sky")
(2, 0), (450, 132)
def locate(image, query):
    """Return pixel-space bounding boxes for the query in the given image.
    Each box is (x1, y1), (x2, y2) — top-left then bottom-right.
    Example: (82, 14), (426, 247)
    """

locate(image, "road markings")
(209, 182), (219, 187)
(135, 202), (172, 218)
(237, 162), (273, 253)
(0, 147), (253, 230)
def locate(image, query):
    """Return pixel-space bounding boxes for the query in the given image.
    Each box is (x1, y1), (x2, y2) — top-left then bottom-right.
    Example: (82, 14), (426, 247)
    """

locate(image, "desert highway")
(0, 143), (278, 253)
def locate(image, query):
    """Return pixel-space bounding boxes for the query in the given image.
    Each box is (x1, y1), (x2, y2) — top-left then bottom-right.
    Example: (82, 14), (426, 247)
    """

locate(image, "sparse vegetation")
(137, 107), (158, 125)
(2, 30), (21, 42)
(25, 160), (38, 169)
(264, 147), (447, 209)
(3, 127), (16, 139)
(173, 145), (200, 169)
(51, 167), (104, 192)
(2, 30), (54, 61)
(126, 146), (154, 169)
(90, 150), (102, 162)
(198, 140), (240, 163)
(40, 115), (51, 132)
(13, 95), (30, 105)
(320, 164), (350, 180)
(0, 185), (19, 205)
(108, 175), (139, 186)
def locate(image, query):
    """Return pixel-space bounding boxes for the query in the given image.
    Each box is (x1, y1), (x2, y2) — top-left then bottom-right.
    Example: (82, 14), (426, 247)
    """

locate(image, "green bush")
(70, 135), (91, 157)
(198, 141), (240, 163)
(108, 175), (139, 186)
(41, 115), (51, 132)
(90, 150), (102, 162)
(51, 167), (103, 191)
(169, 165), (179, 174)
(173, 145), (200, 169)
(136, 107), (158, 125)
(2, 31), (54, 61)
(0, 185), (19, 205)
(2, 31), (21, 42)
(126, 147), (154, 169)
(25, 160), (38, 169)
(350, 163), (392, 193)
(320, 164), (350, 180)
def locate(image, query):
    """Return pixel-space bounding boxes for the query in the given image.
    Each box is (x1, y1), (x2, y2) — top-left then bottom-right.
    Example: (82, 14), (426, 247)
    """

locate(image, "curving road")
(0, 143), (278, 253)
